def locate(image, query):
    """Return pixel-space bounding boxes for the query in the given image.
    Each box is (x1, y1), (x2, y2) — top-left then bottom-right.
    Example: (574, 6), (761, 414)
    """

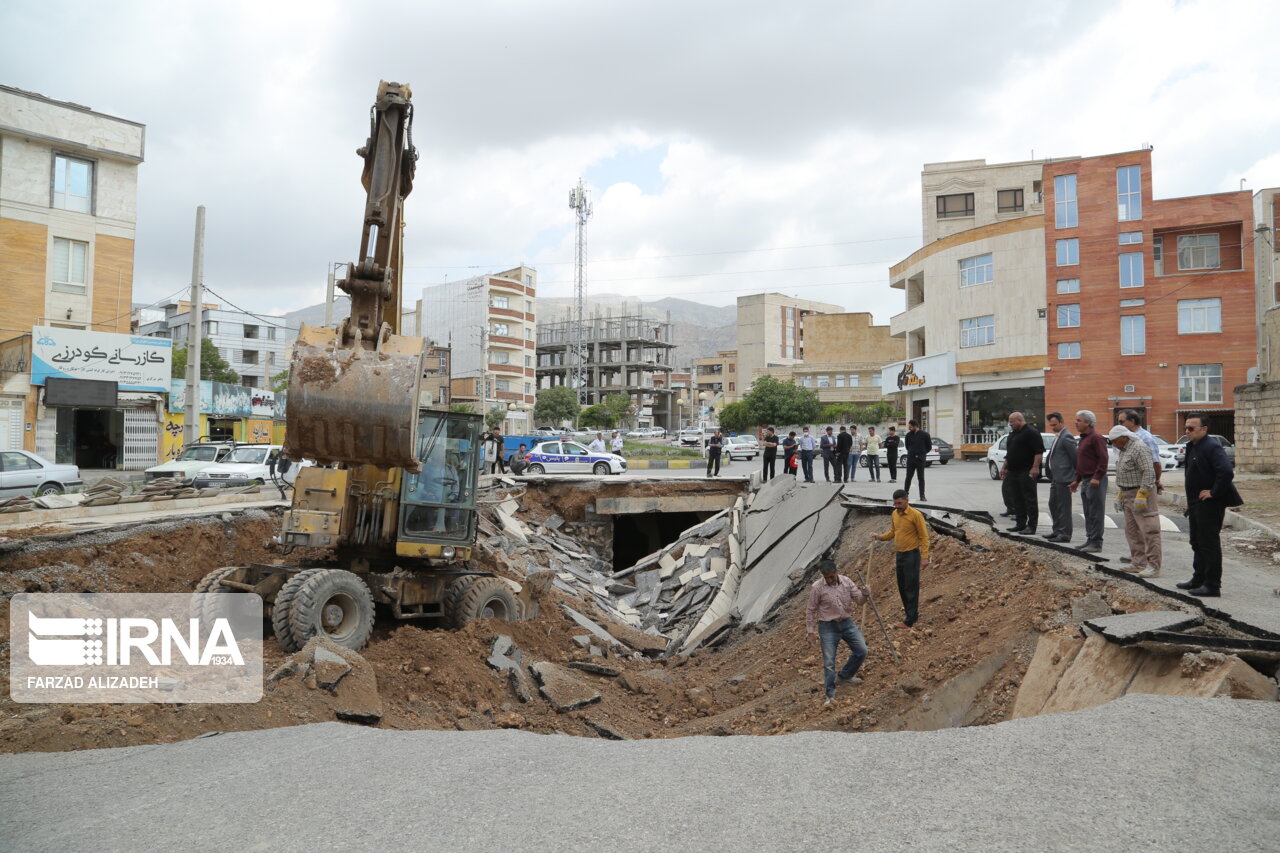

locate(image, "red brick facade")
(1042, 150), (1256, 440)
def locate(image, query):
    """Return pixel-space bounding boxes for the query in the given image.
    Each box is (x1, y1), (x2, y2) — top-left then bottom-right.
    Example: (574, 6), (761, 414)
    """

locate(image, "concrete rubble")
(268, 636), (384, 724)
(0, 475), (260, 516)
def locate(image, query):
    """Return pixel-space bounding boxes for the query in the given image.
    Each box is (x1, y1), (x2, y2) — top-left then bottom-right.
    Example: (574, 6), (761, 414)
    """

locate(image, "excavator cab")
(396, 410), (483, 557)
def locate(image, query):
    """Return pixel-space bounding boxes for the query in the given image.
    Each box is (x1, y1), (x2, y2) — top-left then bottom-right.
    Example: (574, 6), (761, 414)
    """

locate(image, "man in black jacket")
(1177, 413), (1243, 597)
(820, 426), (837, 482)
(999, 412), (1044, 534)
(761, 427), (779, 482)
(834, 426), (853, 484)
(883, 426), (901, 483)
(903, 420), (930, 501)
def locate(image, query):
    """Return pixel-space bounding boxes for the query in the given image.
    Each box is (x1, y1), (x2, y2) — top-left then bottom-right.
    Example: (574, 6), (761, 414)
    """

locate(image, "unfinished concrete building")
(536, 313), (677, 429)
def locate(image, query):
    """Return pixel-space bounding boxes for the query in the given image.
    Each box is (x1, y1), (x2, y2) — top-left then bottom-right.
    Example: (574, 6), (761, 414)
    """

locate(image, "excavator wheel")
(447, 576), (520, 628)
(192, 567), (260, 629)
(271, 568), (326, 653)
(285, 569), (376, 652)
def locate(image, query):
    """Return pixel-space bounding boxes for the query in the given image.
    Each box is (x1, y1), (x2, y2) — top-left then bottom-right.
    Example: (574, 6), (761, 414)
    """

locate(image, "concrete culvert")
(612, 511), (707, 571)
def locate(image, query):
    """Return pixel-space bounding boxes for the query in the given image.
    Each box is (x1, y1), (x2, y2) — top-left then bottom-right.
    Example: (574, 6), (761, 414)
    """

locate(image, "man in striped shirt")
(870, 489), (931, 629)
(806, 559), (869, 707)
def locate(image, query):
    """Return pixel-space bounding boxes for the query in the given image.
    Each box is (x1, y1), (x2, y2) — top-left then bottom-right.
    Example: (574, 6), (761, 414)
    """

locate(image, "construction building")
(536, 312), (677, 429)
(417, 266), (537, 434)
(753, 312), (896, 406)
(1233, 186), (1280, 471)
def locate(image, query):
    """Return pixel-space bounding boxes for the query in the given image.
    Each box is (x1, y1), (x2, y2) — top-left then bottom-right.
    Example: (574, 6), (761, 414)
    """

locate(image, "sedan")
(932, 438), (955, 464)
(0, 449), (83, 497)
(1174, 434), (1234, 467)
(724, 435), (758, 460)
(985, 433), (1058, 481)
(863, 445), (940, 469)
(523, 441), (627, 475)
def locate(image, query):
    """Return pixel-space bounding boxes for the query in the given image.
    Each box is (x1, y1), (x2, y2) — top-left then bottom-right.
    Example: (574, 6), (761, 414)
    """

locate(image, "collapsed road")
(1, 473), (1277, 849)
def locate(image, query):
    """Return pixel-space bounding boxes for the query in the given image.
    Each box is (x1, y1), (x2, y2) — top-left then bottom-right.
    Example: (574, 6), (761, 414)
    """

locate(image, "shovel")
(852, 541), (900, 663)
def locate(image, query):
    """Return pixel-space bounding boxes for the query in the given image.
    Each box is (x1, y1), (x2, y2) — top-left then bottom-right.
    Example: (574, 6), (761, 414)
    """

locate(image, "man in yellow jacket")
(869, 489), (930, 629)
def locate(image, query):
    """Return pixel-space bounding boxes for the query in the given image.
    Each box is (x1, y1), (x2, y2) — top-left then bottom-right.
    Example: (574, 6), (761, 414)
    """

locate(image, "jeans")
(800, 449), (815, 481)
(1081, 477), (1108, 547)
(866, 454), (881, 481)
(895, 548), (921, 625)
(1002, 469), (1038, 530)
(1187, 498), (1226, 590)
(762, 452), (776, 482)
(904, 457), (926, 499)
(707, 448), (721, 476)
(818, 618), (868, 699)
(847, 452), (861, 480)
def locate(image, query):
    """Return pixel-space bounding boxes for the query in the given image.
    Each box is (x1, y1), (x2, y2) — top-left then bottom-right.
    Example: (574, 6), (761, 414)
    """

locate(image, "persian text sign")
(11, 593), (263, 703)
(32, 326), (171, 391)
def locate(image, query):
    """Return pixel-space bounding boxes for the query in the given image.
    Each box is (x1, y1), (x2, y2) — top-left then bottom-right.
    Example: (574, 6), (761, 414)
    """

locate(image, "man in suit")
(1042, 412), (1078, 543)
(820, 426), (837, 482)
(834, 425), (853, 484)
(1178, 413), (1243, 597)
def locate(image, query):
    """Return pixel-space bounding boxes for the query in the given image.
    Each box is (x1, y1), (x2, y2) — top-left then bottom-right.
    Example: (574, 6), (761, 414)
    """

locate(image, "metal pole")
(182, 206), (205, 445)
(324, 263), (336, 327)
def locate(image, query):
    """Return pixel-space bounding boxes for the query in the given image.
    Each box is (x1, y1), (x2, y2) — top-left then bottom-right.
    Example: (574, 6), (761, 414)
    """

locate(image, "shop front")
(963, 386), (1046, 443)
(881, 351), (959, 443)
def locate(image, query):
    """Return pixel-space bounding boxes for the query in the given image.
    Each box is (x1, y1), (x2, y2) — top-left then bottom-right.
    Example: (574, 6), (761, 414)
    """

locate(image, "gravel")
(1, 694), (1276, 852)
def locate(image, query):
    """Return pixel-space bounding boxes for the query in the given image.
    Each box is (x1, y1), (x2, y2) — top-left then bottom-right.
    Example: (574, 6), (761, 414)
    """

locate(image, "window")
(1119, 231), (1143, 244)
(242, 376), (257, 389)
(524, 274), (533, 286)
(1054, 175), (1078, 228)
(959, 253), (994, 287)
(728, 382), (736, 392)
(491, 323), (509, 336)
(848, 374), (860, 387)
(1177, 234), (1221, 271)
(1119, 252), (1144, 288)
(266, 326), (276, 341)
(834, 375), (846, 388)
(495, 379), (510, 393)
(1119, 299), (1145, 308)
(960, 315), (995, 348)
(1056, 238), (1079, 266)
(202, 320), (219, 335)
(1057, 304), (1080, 328)
(1057, 278), (1081, 294)
(1121, 315), (1145, 355)
(871, 374), (881, 387)
(491, 295), (510, 309)
(51, 237), (88, 293)
(817, 375), (830, 388)
(525, 300), (533, 313)
(1117, 165), (1142, 221)
(1178, 298), (1222, 334)
(492, 350), (510, 364)
(997, 188), (1024, 213)
(242, 350), (259, 365)
(1179, 364), (1222, 403)
(729, 363), (736, 372)
(524, 382), (531, 395)
(800, 376), (812, 387)
(1058, 342), (1081, 360)
(936, 193), (975, 219)
(524, 355), (532, 367)
(243, 325), (260, 339)
(52, 155), (93, 213)
(1153, 236), (1164, 276)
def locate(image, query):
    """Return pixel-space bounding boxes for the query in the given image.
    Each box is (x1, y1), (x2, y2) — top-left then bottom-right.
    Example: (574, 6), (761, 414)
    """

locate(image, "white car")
(724, 435), (758, 460)
(0, 450), (82, 497)
(191, 445), (310, 490)
(675, 428), (704, 447)
(523, 440), (627, 475)
(863, 444), (940, 468)
(145, 441), (236, 482)
(626, 427), (667, 439)
(985, 432), (1059, 481)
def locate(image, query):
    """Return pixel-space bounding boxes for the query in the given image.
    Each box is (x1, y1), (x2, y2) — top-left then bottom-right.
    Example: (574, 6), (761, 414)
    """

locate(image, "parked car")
(626, 427), (667, 439)
(724, 435), (758, 461)
(532, 427), (565, 438)
(523, 440), (627, 475)
(985, 432), (1058, 481)
(191, 444), (310, 490)
(931, 437), (954, 465)
(1174, 433), (1234, 467)
(0, 450), (82, 497)
(676, 428), (704, 447)
(863, 444), (940, 468)
(144, 440), (236, 482)
(1149, 435), (1181, 467)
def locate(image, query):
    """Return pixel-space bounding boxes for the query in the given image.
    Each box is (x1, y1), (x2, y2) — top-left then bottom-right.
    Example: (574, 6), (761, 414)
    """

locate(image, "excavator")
(195, 81), (535, 652)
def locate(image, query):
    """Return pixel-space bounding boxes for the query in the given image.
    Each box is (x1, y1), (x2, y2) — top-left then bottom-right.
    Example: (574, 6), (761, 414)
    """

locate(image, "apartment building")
(734, 293), (843, 394)
(887, 158), (1064, 453)
(0, 85), (150, 462)
(420, 266), (537, 432)
(755, 313), (895, 404)
(1042, 150), (1256, 442)
(1233, 187), (1280, 471)
(694, 350), (738, 407)
(137, 300), (297, 390)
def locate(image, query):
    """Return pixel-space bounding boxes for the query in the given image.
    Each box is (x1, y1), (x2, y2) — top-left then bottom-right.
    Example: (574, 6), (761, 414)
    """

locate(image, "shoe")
(822, 697), (834, 708)
(919, 496), (927, 502)
(1077, 543), (1102, 554)
(1119, 556), (1131, 564)
(1120, 564), (1144, 574)
(836, 675), (862, 686)
(1042, 533), (1064, 541)
(1137, 567), (1161, 578)
(999, 511), (1015, 518)
(1188, 586), (1220, 597)
(1175, 580), (1198, 590)
(1006, 525), (1025, 532)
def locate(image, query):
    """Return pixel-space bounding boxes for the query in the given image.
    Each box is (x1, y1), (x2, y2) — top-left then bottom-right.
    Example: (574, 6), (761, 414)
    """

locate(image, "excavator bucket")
(283, 324), (426, 473)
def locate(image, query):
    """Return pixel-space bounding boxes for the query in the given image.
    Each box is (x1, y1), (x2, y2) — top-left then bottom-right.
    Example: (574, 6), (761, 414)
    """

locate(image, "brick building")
(1042, 149), (1256, 441)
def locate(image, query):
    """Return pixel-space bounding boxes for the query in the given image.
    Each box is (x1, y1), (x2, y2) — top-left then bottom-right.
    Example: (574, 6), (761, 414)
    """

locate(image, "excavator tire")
(442, 576), (477, 629)
(194, 566), (239, 595)
(450, 576), (520, 627)
(193, 567), (260, 630)
(271, 568), (326, 653)
(286, 569), (376, 652)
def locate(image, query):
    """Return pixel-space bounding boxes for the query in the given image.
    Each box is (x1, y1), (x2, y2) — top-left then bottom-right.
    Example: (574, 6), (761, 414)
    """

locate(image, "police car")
(524, 440), (627, 475)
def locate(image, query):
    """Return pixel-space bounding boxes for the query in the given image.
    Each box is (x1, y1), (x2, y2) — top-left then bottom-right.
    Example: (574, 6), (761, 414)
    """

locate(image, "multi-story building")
(735, 293), (843, 394)
(0, 85), (148, 460)
(536, 312), (677, 429)
(754, 313), (896, 405)
(137, 300), (297, 390)
(694, 350), (738, 409)
(886, 157), (1063, 453)
(1233, 187), (1280, 471)
(419, 266), (537, 433)
(1042, 149), (1256, 442)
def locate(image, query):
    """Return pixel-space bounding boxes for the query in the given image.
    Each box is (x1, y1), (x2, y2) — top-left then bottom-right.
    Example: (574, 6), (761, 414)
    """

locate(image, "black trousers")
(707, 448), (721, 476)
(904, 457), (926, 499)
(762, 452), (776, 481)
(1187, 499), (1226, 590)
(886, 452), (898, 481)
(1001, 469), (1038, 530)
(833, 452), (848, 482)
(784, 451), (796, 475)
(821, 452), (835, 481)
(895, 548), (921, 625)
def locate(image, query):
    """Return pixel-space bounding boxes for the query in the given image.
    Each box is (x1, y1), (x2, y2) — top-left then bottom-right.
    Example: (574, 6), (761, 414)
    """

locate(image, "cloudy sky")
(4, 0), (1278, 324)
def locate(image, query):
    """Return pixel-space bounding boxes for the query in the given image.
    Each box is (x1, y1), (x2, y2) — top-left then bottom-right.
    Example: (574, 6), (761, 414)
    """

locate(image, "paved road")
(0, 695), (1275, 852)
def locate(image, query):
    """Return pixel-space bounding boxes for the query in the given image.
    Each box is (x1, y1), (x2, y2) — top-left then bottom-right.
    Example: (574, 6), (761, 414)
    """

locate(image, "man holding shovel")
(870, 489), (930, 629)
(806, 559), (869, 708)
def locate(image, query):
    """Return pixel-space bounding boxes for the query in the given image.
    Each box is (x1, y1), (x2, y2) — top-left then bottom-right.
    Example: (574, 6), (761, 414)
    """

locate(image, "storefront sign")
(32, 327), (171, 392)
(44, 378), (118, 408)
(880, 351), (957, 393)
(168, 379), (252, 417)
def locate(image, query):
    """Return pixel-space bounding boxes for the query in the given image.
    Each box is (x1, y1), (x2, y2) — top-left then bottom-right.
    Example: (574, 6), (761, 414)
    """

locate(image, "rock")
(530, 662), (601, 712)
(494, 711), (526, 729)
(509, 668), (535, 703)
(1070, 592), (1112, 621)
(544, 514), (565, 531)
(583, 717), (626, 740)
(571, 634), (593, 649)
(568, 661), (620, 677)
(686, 687), (713, 710)
(486, 635), (523, 671)
(899, 674), (927, 696)
(297, 637), (383, 724)
(617, 672), (649, 694)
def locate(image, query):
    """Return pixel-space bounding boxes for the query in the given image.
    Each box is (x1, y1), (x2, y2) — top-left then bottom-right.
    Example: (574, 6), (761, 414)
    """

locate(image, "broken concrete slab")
(543, 514), (565, 531)
(508, 668), (535, 703)
(497, 511), (530, 543)
(1038, 634), (1146, 715)
(568, 661), (620, 677)
(530, 662), (602, 712)
(582, 717), (626, 740)
(1070, 592), (1113, 621)
(1128, 651), (1278, 701)
(1011, 633), (1087, 719)
(486, 635), (523, 672)
(294, 637), (383, 724)
(562, 606), (621, 646)
(1084, 611), (1204, 644)
(736, 501), (847, 625)
(312, 646), (353, 691)
(742, 480), (842, 562)
(496, 499), (520, 517)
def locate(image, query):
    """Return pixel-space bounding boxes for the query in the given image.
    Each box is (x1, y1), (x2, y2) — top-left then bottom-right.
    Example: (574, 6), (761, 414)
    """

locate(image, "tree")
(718, 401), (752, 434)
(821, 402), (857, 424)
(579, 404), (613, 428)
(484, 405), (506, 430)
(171, 339), (240, 384)
(819, 400), (902, 427)
(601, 393), (635, 430)
(270, 369), (289, 393)
(533, 386), (579, 425)
(449, 403), (476, 414)
(743, 376), (821, 428)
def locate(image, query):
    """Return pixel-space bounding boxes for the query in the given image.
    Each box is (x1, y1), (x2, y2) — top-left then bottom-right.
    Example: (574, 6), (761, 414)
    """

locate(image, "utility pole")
(479, 325), (488, 418)
(324, 263), (336, 327)
(182, 206), (205, 445)
(569, 179), (593, 425)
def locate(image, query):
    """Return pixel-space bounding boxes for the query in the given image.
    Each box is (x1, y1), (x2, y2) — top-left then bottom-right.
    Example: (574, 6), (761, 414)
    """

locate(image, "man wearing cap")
(1110, 425), (1161, 578)
(806, 559), (869, 707)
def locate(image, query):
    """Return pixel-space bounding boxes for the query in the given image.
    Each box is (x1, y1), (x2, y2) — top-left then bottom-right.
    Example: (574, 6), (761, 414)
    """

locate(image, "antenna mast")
(568, 179), (593, 407)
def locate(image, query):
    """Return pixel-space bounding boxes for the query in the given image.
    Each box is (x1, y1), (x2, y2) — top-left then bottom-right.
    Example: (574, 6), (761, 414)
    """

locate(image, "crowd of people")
(756, 420), (933, 501)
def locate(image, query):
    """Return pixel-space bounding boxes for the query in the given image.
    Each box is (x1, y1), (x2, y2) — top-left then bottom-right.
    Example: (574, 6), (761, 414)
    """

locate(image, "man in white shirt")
(610, 431), (624, 455)
(589, 433), (606, 453)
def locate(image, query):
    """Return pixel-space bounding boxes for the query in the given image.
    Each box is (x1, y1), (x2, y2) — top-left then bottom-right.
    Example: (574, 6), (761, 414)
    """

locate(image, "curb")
(1159, 491), (1279, 538)
(624, 458), (707, 470)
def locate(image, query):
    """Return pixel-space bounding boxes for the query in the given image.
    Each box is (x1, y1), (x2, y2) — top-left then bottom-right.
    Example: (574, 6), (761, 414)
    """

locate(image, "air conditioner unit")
(1124, 385), (1135, 393)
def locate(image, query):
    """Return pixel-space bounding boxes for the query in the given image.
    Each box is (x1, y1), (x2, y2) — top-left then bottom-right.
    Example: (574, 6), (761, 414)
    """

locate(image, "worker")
(509, 443), (529, 475)
(869, 489), (930, 629)
(806, 558), (868, 708)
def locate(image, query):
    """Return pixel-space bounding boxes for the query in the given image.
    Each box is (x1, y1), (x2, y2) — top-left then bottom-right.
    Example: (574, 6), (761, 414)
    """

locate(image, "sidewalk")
(78, 469), (147, 489)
